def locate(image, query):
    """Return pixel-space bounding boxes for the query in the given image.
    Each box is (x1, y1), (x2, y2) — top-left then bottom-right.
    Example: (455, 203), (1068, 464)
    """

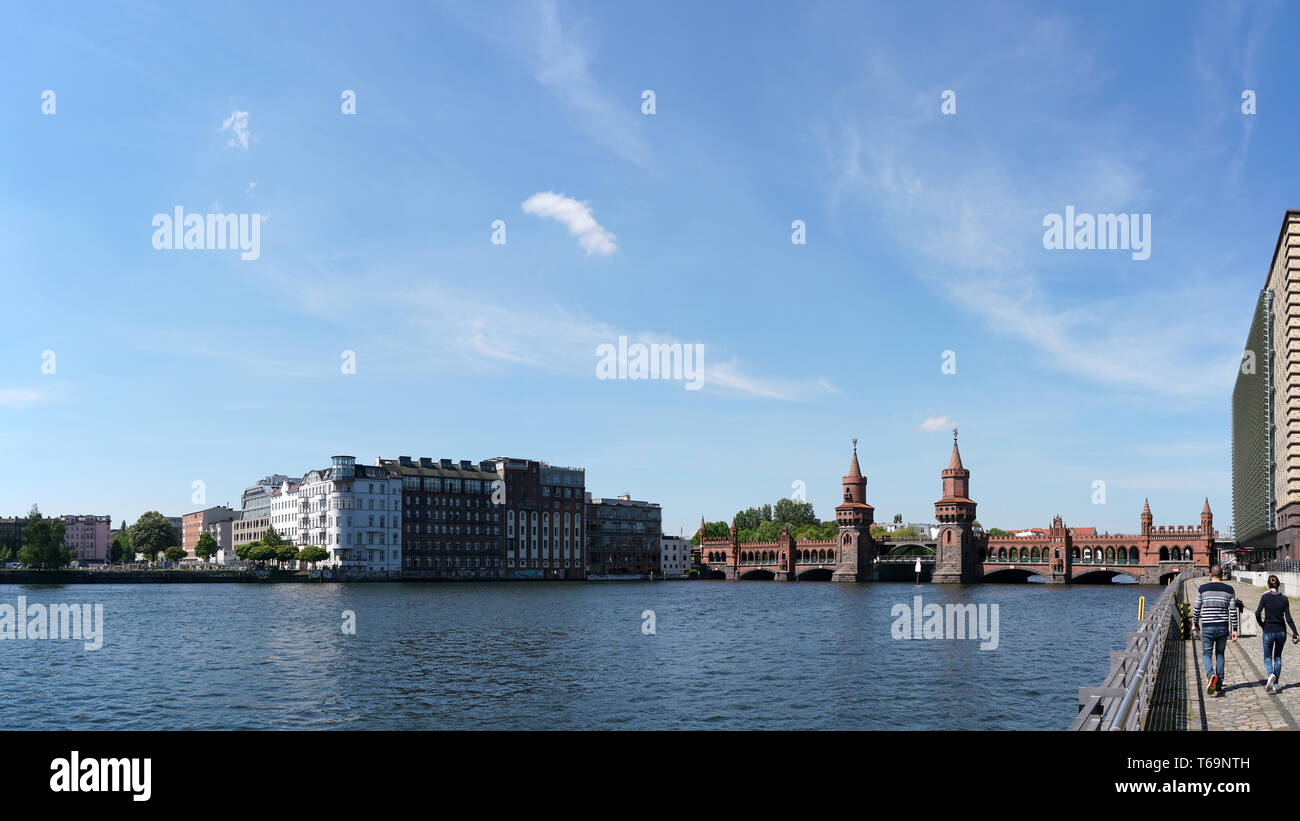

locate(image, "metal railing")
(1067, 570), (1201, 731)
(1264, 559), (1300, 573)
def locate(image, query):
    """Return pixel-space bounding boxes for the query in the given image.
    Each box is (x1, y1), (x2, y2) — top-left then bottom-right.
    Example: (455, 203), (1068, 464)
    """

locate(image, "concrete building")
(1233, 210), (1300, 559)
(293, 456), (402, 577)
(62, 514), (111, 564)
(660, 534), (690, 577)
(181, 506), (237, 557)
(586, 494), (661, 578)
(166, 517), (184, 549)
(379, 456), (502, 580)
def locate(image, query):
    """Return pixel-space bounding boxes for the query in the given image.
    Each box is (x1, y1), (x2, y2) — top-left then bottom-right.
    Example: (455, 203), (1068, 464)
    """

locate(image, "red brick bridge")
(698, 431), (1213, 584)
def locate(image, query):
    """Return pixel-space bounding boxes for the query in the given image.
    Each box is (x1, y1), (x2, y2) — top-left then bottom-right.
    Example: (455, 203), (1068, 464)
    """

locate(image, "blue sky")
(0, 0), (1294, 539)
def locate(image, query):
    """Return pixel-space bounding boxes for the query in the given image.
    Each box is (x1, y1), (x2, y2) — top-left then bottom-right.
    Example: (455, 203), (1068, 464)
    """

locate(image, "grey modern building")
(1233, 210), (1300, 559)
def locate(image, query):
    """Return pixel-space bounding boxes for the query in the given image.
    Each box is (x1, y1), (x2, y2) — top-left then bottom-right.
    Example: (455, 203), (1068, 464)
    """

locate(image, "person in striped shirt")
(1191, 565), (1239, 697)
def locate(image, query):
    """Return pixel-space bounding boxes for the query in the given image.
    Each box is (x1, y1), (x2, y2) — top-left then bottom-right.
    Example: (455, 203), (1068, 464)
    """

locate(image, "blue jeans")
(1263, 631), (1287, 680)
(1201, 624), (1229, 683)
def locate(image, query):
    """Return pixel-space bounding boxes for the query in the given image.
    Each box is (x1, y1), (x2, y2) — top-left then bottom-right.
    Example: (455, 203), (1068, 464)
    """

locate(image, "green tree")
(263, 526), (284, 549)
(893, 513), (903, 524)
(690, 521), (731, 546)
(19, 507), (72, 569)
(0, 546), (14, 565)
(249, 543), (278, 564)
(194, 532), (218, 562)
(110, 524), (133, 563)
(164, 546), (186, 564)
(987, 528), (1012, 538)
(772, 498), (817, 529)
(130, 511), (178, 563)
(734, 505), (773, 532)
(275, 543), (299, 567)
(296, 546), (330, 567)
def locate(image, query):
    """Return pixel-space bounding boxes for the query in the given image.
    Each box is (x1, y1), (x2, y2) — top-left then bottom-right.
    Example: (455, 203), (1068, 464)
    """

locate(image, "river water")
(0, 580), (1154, 730)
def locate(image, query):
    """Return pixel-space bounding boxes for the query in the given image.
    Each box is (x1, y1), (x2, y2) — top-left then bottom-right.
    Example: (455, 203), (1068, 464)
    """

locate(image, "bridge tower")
(1047, 514), (1072, 583)
(933, 428), (981, 583)
(833, 438), (875, 582)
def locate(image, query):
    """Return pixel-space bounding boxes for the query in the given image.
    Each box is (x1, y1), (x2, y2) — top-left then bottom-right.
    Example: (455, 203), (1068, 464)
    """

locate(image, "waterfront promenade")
(1174, 578), (1300, 731)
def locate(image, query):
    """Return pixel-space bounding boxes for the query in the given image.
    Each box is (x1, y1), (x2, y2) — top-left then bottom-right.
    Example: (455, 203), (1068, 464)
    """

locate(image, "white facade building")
(659, 535), (690, 578)
(296, 455), (403, 577)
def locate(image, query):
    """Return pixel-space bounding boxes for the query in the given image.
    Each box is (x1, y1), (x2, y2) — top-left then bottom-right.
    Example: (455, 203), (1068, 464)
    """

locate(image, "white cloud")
(522, 191), (617, 256)
(221, 110), (251, 150)
(919, 415), (952, 432)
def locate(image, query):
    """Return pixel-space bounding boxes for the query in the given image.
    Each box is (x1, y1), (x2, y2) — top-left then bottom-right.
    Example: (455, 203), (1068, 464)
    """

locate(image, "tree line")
(0, 507), (329, 570)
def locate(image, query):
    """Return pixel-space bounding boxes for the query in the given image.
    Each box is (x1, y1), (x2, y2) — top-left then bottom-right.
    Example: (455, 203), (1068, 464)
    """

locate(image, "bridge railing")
(1067, 569), (1201, 731)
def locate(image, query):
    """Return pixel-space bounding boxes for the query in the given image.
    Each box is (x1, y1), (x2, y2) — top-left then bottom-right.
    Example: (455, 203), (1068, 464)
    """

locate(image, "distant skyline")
(1, 0), (1294, 538)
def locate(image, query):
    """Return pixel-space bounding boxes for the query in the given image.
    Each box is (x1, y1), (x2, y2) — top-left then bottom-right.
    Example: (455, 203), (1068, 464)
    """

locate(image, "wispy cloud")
(532, 0), (648, 165)
(256, 261), (827, 401)
(522, 191), (617, 256)
(0, 387), (55, 408)
(221, 110), (251, 150)
(823, 28), (1240, 399)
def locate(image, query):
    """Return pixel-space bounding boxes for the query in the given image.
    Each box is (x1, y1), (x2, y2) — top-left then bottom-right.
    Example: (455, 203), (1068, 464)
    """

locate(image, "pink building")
(62, 514), (111, 564)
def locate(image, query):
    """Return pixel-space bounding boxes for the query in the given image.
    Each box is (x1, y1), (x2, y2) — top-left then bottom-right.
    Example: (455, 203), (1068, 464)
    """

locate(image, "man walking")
(1192, 564), (1239, 697)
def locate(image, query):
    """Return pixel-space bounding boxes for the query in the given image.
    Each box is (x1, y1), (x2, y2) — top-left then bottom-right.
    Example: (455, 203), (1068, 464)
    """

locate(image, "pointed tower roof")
(847, 437), (863, 479)
(1143, 498), (1151, 515)
(1203, 498), (1211, 514)
(947, 427), (964, 470)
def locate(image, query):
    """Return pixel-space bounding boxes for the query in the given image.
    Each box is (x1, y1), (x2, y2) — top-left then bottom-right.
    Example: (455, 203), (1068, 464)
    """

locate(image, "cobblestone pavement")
(1181, 578), (1300, 731)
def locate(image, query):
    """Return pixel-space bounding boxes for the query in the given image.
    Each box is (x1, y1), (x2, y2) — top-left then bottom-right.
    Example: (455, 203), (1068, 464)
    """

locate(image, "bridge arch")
(980, 566), (1048, 583)
(739, 568), (775, 580)
(795, 567), (834, 581)
(1071, 567), (1141, 584)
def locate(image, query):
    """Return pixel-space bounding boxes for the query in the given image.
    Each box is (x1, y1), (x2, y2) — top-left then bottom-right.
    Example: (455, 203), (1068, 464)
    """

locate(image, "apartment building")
(0, 517), (27, 558)
(487, 457), (586, 580)
(62, 514), (111, 564)
(378, 456), (501, 580)
(294, 456), (402, 577)
(181, 506), (237, 556)
(660, 534), (690, 578)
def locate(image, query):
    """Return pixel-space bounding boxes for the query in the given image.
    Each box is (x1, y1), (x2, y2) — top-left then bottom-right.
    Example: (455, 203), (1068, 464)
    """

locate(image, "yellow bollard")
(1137, 595), (1145, 623)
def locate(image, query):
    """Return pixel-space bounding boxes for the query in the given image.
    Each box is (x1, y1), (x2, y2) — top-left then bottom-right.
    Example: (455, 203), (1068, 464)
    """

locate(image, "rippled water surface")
(0, 580), (1154, 730)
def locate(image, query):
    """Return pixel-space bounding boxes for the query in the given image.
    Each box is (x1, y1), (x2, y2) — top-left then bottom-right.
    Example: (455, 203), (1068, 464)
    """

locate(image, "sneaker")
(1207, 674), (1218, 695)
(1268, 674), (1277, 693)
